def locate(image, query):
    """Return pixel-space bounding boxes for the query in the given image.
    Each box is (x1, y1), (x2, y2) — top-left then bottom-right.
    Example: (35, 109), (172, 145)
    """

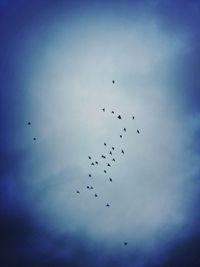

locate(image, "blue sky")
(1, 1), (200, 267)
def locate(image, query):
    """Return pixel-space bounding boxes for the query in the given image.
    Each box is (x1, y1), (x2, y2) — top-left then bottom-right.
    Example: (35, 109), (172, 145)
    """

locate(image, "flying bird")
(111, 111), (114, 114)
(87, 186), (90, 189)
(109, 151), (112, 155)
(123, 128), (126, 132)
(109, 178), (112, 182)
(101, 155), (106, 159)
(112, 80), (115, 84)
(95, 161), (98, 165)
(102, 108), (105, 112)
(33, 137), (36, 141)
(124, 242), (128, 246)
(137, 129), (140, 134)
(107, 163), (111, 167)
(117, 115), (122, 119)
(95, 194), (98, 197)
(106, 203), (110, 207)
(120, 135), (122, 138)
(121, 150), (124, 154)
(27, 122), (31, 125)
(90, 186), (93, 189)
(132, 116), (134, 120)
(89, 174), (92, 177)
(88, 156), (91, 160)
(76, 190), (80, 194)
(104, 170), (107, 173)
(91, 162), (95, 166)
(112, 158), (115, 162)
(112, 147), (114, 150)
(104, 142), (107, 146)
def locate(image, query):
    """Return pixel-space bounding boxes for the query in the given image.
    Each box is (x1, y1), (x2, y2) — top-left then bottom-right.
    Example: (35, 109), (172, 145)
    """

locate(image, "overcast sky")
(1, 1), (200, 267)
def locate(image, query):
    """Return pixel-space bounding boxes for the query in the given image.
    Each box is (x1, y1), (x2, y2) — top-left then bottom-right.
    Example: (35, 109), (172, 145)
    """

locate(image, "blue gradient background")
(1, 1), (200, 267)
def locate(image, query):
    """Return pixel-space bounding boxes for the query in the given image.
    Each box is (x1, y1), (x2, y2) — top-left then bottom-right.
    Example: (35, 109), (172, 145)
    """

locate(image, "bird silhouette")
(112, 147), (114, 150)
(27, 122), (31, 125)
(109, 151), (112, 155)
(111, 111), (114, 114)
(112, 80), (115, 84)
(106, 203), (110, 207)
(89, 174), (92, 177)
(87, 186), (90, 189)
(137, 129), (140, 134)
(124, 242), (128, 246)
(88, 156), (91, 160)
(95, 194), (98, 197)
(102, 108), (105, 112)
(112, 158), (115, 162)
(95, 161), (98, 165)
(109, 178), (112, 182)
(91, 162), (95, 166)
(123, 128), (126, 132)
(33, 137), (36, 141)
(104, 170), (107, 173)
(76, 190), (80, 194)
(118, 115), (122, 119)
(107, 163), (111, 167)
(104, 142), (107, 146)
(101, 155), (106, 159)
(120, 135), (122, 138)
(132, 116), (134, 120)
(121, 149), (124, 154)
(90, 186), (93, 189)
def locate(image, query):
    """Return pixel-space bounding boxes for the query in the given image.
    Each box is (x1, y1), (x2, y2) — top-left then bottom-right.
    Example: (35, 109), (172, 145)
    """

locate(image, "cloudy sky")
(1, 1), (200, 266)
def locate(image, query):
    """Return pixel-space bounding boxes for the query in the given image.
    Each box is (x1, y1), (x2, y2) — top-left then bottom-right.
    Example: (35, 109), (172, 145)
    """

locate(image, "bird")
(117, 115), (122, 119)
(87, 186), (90, 189)
(88, 156), (91, 160)
(107, 163), (111, 167)
(76, 190), (80, 194)
(137, 129), (140, 134)
(27, 122), (31, 125)
(101, 155), (106, 159)
(91, 162), (94, 166)
(109, 178), (112, 182)
(33, 137), (36, 141)
(112, 158), (115, 162)
(121, 149), (124, 154)
(109, 151), (112, 155)
(132, 116), (134, 120)
(111, 111), (114, 114)
(112, 80), (115, 84)
(106, 203), (110, 207)
(95, 194), (98, 197)
(95, 161), (98, 165)
(89, 174), (92, 177)
(90, 186), (93, 189)
(104, 170), (107, 173)
(120, 135), (122, 138)
(102, 108), (105, 112)
(104, 142), (107, 146)
(123, 128), (126, 132)
(112, 147), (115, 150)
(124, 242), (128, 246)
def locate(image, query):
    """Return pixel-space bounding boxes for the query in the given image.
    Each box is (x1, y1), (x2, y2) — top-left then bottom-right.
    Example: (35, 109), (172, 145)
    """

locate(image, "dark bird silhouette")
(137, 129), (140, 134)
(104, 170), (107, 173)
(27, 122), (31, 125)
(109, 151), (112, 155)
(33, 137), (36, 141)
(121, 149), (124, 154)
(90, 186), (93, 189)
(102, 108), (105, 112)
(95, 161), (98, 165)
(124, 242), (128, 246)
(112, 147), (114, 150)
(118, 115), (122, 119)
(106, 203), (110, 207)
(88, 156), (91, 160)
(95, 194), (98, 197)
(112, 80), (115, 84)
(87, 186), (90, 189)
(120, 135), (122, 138)
(111, 111), (114, 114)
(132, 116), (134, 120)
(123, 128), (126, 132)
(109, 178), (112, 182)
(101, 155), (106, 159)
(91, 162), (95, 166)
(107, 163), (111, 167)
(76, 190), (80, 194)
(104, 142), (107, 146)
(89, 174), (92, 177)
(112, 158), (115, 162)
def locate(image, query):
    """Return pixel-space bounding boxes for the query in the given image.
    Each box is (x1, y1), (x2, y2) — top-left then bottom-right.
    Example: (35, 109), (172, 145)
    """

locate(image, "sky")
(0, 0), (200, 266)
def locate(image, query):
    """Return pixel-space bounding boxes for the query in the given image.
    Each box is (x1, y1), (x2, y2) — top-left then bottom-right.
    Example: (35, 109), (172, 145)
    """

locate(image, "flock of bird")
(26, 80), (141, 247)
